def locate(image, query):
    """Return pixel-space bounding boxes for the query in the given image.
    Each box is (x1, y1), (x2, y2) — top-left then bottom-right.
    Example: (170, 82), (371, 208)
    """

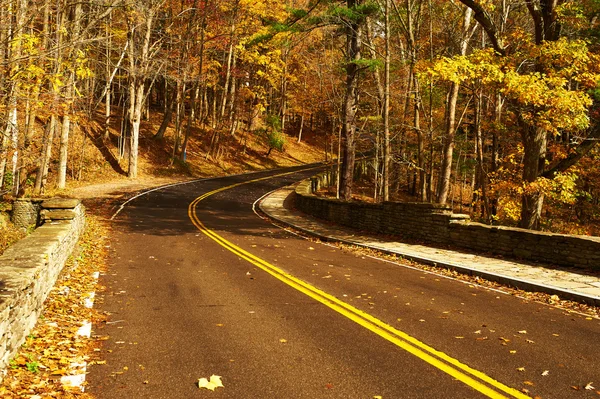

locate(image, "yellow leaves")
(427, 38), (599, 136)
(197, 375), (224, 391)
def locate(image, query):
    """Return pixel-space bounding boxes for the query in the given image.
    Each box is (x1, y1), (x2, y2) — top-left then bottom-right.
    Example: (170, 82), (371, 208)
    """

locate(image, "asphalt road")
(87, 166), (600, 398)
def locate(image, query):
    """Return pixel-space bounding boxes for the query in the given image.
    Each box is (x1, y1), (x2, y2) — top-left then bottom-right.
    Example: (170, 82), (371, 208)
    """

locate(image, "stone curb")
(258, 187), (600, 307)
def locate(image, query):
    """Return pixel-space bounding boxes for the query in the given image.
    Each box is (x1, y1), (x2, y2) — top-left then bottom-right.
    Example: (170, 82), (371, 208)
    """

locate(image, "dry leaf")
(524, 381), (534, 386)
(541, 370), (549, 376)
(518, 330), (527, 334)
(198, 375), (224, 391)
(510, 350), (517, 354)
(517, 367), (525, 372)
(279, 338), (287, 343)
(586, 383), (595, 390)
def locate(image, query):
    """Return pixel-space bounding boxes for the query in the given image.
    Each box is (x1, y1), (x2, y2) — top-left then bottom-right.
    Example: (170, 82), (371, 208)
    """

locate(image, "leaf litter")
(0, 216), (108, 398)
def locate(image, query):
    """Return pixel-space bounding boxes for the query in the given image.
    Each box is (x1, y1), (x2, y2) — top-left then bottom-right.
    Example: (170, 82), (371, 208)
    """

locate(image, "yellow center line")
(187, 168), (530, 399)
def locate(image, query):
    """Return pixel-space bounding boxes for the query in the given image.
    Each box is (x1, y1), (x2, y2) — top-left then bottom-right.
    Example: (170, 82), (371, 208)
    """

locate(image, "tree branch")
(457, 0), (506, 56)
(542, 124), (600, 178)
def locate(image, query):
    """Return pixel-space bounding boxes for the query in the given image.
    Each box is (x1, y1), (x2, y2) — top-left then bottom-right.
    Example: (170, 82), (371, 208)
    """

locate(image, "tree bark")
(436, 6), (473, 204)
(339, 0), (363, 201)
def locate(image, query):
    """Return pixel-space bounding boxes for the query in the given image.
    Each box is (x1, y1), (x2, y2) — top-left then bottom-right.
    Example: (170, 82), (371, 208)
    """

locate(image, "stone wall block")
(0, 198), (85, 382)
(294, 172), (600, 271)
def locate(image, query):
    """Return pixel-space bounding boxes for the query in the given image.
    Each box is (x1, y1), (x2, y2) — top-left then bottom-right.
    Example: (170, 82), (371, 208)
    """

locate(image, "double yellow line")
(188, 169), (530, 399)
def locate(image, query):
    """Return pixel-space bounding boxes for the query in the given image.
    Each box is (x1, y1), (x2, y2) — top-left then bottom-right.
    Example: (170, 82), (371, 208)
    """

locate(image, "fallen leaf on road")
(279, 339), (287, 343)
(586, 383), (595, 390)
(455, 336), (465, 339)
(308, 247), (315, 250)
(542, 370), (549, 376)
(526, 339), (535, 344)
(518, 330), (527, 334)
(510, 350), (517, 354)
(524, 381), (534, 386)
(474, 330), (481, 334)
(517, 367), (525, 372)
(198, 375), (224, 391)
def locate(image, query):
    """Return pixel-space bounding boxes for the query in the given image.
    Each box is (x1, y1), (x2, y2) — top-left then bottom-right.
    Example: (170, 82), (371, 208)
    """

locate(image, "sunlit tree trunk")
(436, 7), (473, 205)
(339, 0), (363, 201)
(383, 0), (391, 201)
(127, 4), (156, 179)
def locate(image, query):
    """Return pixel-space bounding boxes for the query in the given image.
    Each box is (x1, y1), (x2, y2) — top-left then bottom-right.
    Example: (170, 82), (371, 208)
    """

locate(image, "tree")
(456, 0), (600, 229)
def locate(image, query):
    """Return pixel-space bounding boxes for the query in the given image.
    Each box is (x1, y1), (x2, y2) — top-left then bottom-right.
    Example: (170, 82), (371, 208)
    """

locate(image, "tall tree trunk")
(519, 120), (547, 229)
(436, 7), (473, 204)
(34, 116), (56, 194)
(154, 85), (175, 140)
(414, 75), (426, 201)
(383, 0), (391, 201)
(340, 0), (363, 201)
(220, 2), (238, 123)
(297, 115), (304, 143)
(127, 6), (155, 179)
(57, 111), (71, 189)
(436, 81), (460, 204)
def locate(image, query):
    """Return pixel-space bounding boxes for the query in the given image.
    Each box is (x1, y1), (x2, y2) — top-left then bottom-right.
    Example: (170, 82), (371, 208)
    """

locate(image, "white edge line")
(251, 189), (510, 296)
(110, 165), (322, 220)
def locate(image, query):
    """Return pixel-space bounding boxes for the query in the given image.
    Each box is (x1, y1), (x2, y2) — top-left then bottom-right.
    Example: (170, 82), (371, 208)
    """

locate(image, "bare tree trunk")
(414, 75), (426, 201)
(34, 116), (56, 194)
(519, 120), (547, 229)
(181, 81), (199, 159)
(297, 114), (305, 143)
(127, 6), (155, 179)
(340, 0), (363, 201)
(57, 111), (71, 189)
(154, 84), (175, 140)
(436, 7), (473, 204)
(383, 0), (391, 201)
(220, 2), (238, 122)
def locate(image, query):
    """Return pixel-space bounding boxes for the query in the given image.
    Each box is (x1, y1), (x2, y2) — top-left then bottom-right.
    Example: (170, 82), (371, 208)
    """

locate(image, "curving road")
(87, 166), (600, 398)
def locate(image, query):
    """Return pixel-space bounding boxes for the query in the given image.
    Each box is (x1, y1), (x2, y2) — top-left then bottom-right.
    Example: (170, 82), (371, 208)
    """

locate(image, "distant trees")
(1, 0), (599, 232)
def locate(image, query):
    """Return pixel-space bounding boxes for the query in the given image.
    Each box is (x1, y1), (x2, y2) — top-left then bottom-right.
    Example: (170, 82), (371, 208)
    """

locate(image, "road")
(87, 166), (600, 398)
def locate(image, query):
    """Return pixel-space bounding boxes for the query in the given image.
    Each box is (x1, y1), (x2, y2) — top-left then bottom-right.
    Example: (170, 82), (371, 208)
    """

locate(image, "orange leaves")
(0, 216), (108, 397)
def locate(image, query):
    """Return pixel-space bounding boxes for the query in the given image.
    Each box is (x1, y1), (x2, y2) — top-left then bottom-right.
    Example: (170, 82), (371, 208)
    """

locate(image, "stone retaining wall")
(295, 171), (600, 271)
(0, 199), (85, 379)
